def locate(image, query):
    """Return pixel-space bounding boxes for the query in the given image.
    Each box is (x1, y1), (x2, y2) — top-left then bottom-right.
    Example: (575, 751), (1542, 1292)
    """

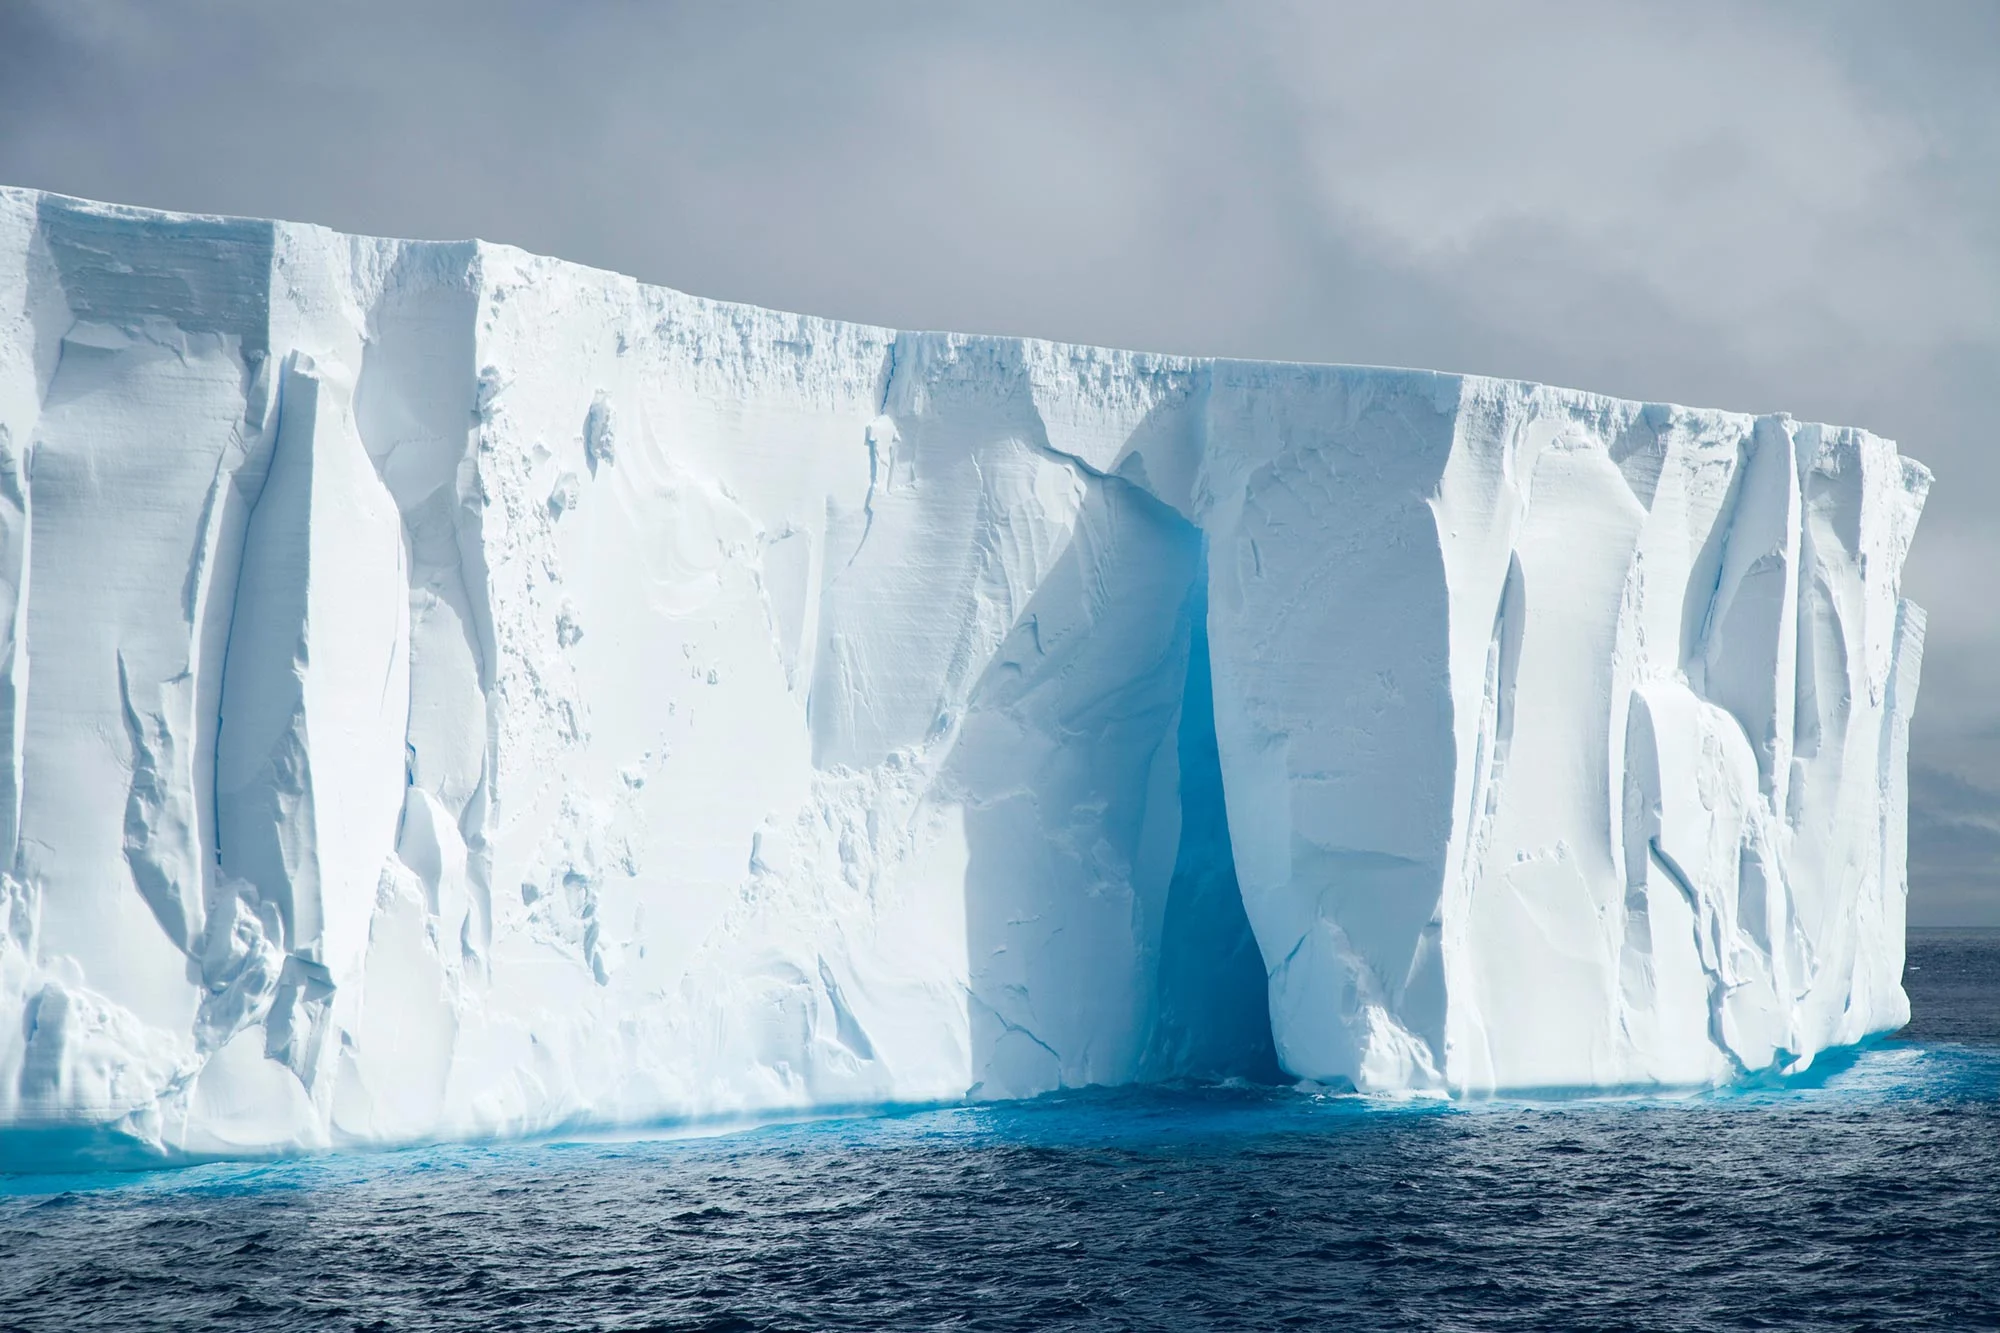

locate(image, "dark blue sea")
(2, 932), (1996, 1332)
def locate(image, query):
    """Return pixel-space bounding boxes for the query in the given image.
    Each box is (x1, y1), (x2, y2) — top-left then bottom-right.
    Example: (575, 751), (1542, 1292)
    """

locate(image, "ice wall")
(0, 189), (1927, 1164)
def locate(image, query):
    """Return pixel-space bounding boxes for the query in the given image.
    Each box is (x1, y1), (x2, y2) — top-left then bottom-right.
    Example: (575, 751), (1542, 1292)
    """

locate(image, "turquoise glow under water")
(2, 932), (1996, 1332)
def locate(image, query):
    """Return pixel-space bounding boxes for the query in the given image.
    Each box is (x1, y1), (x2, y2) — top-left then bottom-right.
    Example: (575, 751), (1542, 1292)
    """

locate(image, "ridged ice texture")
(0, 188), (1928, 1163)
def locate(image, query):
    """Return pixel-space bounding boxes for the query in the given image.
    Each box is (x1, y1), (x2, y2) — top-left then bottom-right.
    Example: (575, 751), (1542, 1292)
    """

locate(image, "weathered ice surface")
(0, 189), (1929, 1164)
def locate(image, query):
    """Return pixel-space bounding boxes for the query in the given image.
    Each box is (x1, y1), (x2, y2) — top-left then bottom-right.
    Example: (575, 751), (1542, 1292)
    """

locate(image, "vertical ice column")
(1784, 427), (1931, 1041)
(1865, 597), (1925, 1027)
(1442, 391), (1661, 1090)
(0, 366), (30, 871)
(347, 238), (490, 970)
(0, 194), (41, 1112)
(13, 197), (277, 1042)
(1698, 418), (1803, 812)
(215, 353), (410, 1084)
(1200, 366), (1463, 1092)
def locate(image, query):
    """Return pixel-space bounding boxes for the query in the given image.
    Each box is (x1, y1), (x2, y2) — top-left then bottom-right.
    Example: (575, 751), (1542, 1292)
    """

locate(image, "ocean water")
(2, 934), (1996, 1332)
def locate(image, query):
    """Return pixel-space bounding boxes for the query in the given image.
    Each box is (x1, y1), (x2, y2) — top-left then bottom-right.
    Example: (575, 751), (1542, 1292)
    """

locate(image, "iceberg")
(0, 188), (1929, 1164)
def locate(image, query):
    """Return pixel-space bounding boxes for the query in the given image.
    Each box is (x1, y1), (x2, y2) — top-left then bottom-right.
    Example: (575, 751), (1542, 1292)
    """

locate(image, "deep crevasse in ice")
(0, 189), (1928, 1164)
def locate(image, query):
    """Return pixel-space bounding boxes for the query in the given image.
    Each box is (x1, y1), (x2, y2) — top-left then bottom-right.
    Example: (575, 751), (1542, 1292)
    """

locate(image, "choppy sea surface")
(2, 933), (1997, 1332)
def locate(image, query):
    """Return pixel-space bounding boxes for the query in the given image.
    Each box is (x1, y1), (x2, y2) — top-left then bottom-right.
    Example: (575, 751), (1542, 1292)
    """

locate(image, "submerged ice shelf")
(0, 188), (1929, 1165)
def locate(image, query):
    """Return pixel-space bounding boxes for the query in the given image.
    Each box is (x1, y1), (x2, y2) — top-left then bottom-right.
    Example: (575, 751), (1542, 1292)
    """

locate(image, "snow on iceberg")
(0, 188), (1929, 1164)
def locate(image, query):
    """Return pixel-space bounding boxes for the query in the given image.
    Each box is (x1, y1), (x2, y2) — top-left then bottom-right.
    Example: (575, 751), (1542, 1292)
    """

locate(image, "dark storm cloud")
(4, 0), (1995, 921)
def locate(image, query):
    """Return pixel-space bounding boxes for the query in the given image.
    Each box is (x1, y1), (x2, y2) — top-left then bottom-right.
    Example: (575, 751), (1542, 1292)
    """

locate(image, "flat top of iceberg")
(2, 184), (1916, 458)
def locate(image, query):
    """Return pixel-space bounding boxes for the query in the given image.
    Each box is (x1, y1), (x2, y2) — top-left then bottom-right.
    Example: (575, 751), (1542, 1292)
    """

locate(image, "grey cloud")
(1911, 763), (2000, 927)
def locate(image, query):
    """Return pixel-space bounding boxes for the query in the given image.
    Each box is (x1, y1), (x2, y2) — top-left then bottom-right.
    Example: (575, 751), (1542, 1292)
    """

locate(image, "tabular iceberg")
(0, 188), (1929, 1165)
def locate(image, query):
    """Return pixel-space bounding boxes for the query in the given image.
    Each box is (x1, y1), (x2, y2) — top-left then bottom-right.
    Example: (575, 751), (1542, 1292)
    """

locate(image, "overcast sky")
(3, 0), (1995, 923)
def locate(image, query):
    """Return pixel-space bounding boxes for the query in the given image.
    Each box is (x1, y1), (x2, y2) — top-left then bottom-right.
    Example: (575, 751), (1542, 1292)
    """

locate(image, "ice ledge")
(0, 186), (1928, 1165)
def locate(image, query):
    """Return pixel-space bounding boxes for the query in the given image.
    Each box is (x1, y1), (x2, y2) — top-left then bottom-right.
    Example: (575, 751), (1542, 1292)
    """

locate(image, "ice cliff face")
(0, 188), (1929, 1163)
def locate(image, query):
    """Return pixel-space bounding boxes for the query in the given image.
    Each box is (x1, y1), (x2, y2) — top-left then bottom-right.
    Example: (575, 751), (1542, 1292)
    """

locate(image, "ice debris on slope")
(0, 188), (1929, 1164)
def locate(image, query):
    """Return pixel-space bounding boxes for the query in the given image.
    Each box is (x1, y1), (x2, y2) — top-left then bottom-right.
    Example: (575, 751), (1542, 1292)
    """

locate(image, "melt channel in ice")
(0, 188), (1931, 1165)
